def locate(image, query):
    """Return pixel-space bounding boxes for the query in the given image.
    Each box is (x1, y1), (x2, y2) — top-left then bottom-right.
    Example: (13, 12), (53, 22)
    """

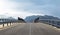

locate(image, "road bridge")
(0, 23), (60, 35)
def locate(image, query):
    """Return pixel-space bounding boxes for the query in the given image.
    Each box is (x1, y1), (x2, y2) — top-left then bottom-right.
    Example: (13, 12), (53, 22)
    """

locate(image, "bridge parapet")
(37, 19), (60, 28)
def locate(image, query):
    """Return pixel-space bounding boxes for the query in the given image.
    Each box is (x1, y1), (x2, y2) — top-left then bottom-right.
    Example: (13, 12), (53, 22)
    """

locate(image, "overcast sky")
(0, 0), (60, 18)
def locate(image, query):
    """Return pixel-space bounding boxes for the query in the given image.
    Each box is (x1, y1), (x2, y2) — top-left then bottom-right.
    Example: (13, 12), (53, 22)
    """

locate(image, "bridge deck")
(0, 23), (60, 35)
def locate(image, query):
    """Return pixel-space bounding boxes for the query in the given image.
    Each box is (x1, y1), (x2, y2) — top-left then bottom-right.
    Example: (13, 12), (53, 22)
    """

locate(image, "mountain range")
(25, 15), (60, 23)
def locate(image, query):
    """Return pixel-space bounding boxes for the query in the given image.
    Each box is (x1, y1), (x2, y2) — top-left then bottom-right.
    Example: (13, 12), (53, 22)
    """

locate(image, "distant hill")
(25, 15), (39, 23)
(25, 15), (60, 23)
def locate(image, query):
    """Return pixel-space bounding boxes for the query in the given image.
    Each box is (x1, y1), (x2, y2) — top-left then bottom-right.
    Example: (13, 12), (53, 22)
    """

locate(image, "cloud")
(0, 0), (34, 18)
(0, 0), (60, 18)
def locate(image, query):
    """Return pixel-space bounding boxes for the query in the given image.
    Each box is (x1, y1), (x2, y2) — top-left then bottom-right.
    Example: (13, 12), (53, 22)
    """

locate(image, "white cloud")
(0, 0), (46, 19)
(0, 0), (33, 18)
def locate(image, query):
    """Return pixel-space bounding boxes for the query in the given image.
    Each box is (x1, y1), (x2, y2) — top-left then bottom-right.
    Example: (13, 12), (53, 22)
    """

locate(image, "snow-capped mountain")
(25, 15), (60, 23)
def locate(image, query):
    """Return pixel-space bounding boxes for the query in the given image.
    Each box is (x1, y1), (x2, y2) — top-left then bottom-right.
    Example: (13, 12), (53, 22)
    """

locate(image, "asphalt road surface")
(0, 23), (60, 35)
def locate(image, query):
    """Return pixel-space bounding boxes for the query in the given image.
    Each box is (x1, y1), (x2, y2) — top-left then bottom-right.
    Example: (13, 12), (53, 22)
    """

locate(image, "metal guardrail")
(34, 19), (60, 28)
(0, 20), (20, 27)
(0, 20), (26, 27)
(0, 22), (16, 27)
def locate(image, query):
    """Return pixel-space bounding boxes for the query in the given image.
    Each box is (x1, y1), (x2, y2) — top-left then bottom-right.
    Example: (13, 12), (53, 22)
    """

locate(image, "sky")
(0, 0), (60, 19)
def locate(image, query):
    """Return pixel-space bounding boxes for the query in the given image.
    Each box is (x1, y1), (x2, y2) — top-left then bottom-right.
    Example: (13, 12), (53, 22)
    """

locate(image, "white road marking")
(29, 23), (32, 35)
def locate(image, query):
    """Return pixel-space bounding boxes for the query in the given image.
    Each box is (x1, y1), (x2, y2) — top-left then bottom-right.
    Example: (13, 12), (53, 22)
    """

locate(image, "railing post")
(7, 23), (8, 26)
(3, 24), (4, 27)
(10, 22), (11, 26)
